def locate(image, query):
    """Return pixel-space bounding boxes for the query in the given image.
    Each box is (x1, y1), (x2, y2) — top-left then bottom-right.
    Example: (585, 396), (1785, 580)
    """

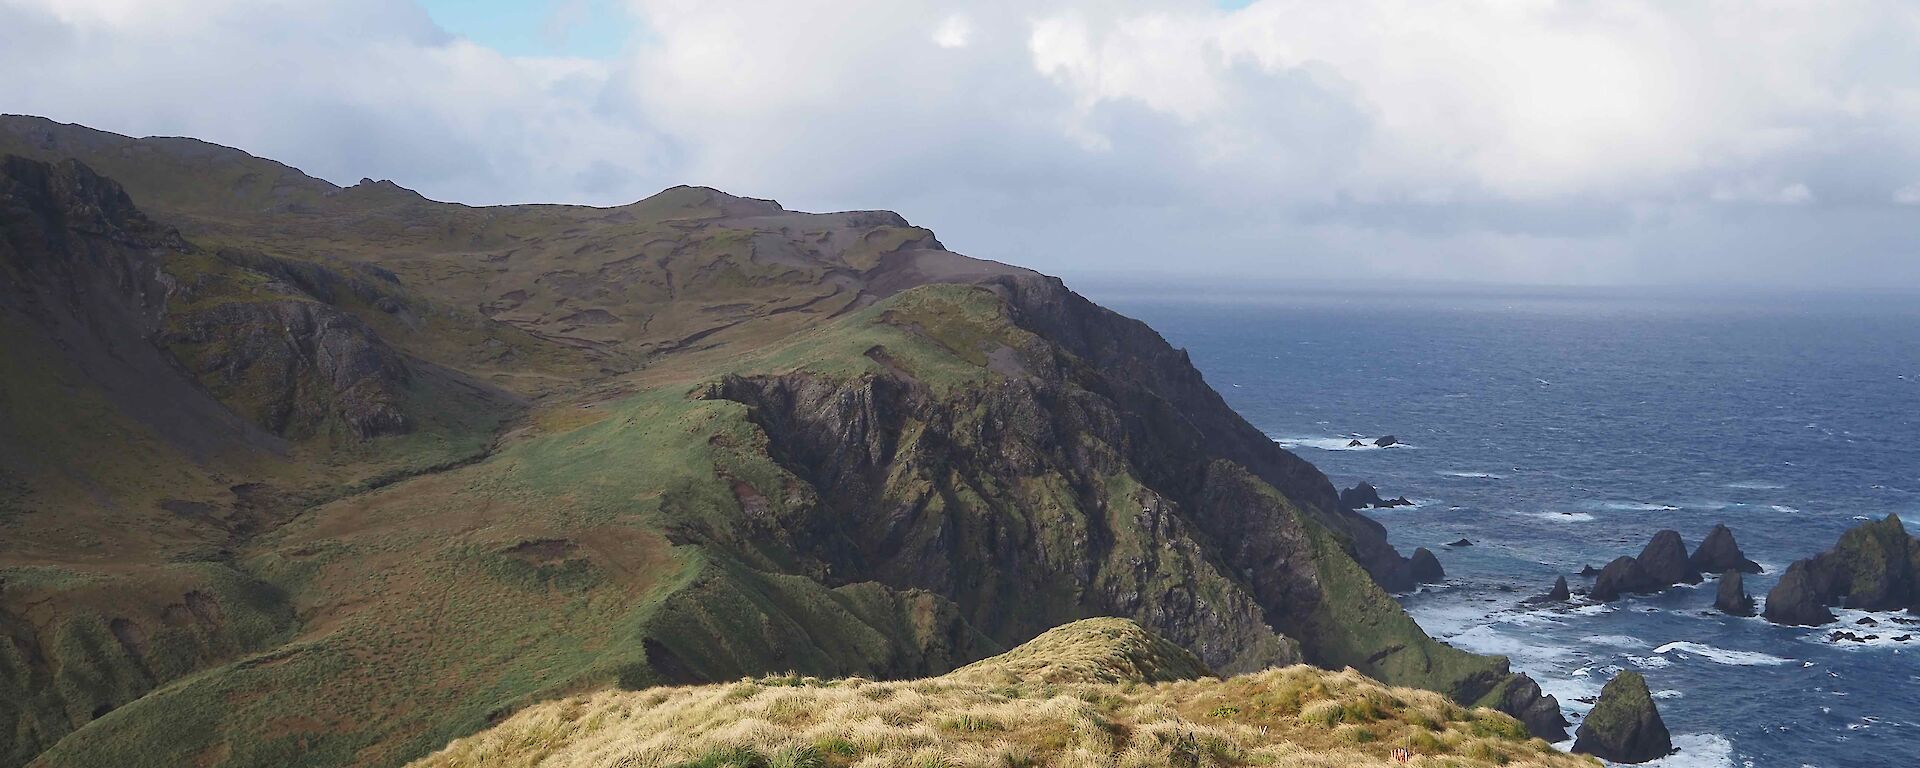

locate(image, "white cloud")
(3, 0), (1920, 287)
(1896, 183), (1920, 205)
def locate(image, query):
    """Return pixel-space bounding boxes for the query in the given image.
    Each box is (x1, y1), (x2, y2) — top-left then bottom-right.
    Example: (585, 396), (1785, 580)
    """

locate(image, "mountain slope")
(2, 115), (1561, 768)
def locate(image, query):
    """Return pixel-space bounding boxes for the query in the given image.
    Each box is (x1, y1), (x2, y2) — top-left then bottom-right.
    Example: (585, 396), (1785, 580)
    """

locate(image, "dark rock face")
(1526, 576), (1570, 604)
(1573, 671), (1673, 763)
(1764, 561), (1839, 626)
(1591, 556), (1649, 602)
(1591, 530), (1704, 602)
(1339, 482), (1384, 511)
(165, 297), (411, 439)
(1763, 515), (1920, 626)
(1690, 524), (1762, 574)
(1410, 547), (1445, 583)
(1638, 530), (1703, 586)
(1373, 435), (1398, 447)
(1714, 570), (1755, 616)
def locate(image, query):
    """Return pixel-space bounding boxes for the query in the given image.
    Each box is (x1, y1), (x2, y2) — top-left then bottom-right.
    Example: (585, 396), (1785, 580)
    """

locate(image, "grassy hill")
(2, 116), (1564, 768)
(410, 618), (1593, 768)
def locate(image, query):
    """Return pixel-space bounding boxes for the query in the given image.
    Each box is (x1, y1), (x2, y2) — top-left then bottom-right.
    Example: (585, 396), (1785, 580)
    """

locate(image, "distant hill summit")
(411, 618), (1591, 768)
(1, 115), (1563, 768)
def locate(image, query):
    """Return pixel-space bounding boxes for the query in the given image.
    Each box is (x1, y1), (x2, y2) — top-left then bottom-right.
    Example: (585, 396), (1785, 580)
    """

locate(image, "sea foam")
(1654, 641), (1791, 666)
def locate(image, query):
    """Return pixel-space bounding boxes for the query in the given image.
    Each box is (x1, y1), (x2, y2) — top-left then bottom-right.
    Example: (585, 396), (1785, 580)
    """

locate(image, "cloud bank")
(3, 0), (1918, 288)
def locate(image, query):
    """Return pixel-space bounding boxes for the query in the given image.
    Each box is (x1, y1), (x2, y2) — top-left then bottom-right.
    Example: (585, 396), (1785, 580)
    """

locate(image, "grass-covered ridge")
(411, 619), (1592, 768)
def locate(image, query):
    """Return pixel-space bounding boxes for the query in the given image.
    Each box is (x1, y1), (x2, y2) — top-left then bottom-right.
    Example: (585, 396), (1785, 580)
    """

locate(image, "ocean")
(1087, 283), (1920, 768)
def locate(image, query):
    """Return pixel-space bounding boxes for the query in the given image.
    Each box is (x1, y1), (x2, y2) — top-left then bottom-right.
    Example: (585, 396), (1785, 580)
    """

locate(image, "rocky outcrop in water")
(1689, 524), (1762, 574)
(1410, 548), (1445, 583)
(1763, 515), (1920, 626)
(1572, 671), (1673, 763)
(1525, 576), (1570, 604)
(1373, 435), (1399, 447)
(1714, 571), (1755, 616)
(1340, 482), (1384, 510)
(1591, 530), (1704, 602)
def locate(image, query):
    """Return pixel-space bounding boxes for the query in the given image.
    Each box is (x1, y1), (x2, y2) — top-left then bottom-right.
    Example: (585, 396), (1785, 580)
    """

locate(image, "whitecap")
(1653, 689), (1684, 699)
(1439, 470), (1504, 479)
(1654, 641), (1791, 666)
(1725, 481), (1786, 490)
(1638, 733), (1736, 768)
(1629, 654), (1673, 669)
(1271, 435), (1407, 451)
(1598, 501), (1682, 512)
(1581, 634), (1647, 649)
(1770, 505), (1801, 513)
(1523, 511), (1596, 523)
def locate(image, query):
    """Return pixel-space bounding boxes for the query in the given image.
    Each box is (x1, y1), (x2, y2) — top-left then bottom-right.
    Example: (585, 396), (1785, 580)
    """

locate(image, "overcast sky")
(4, 0), (1919, 289)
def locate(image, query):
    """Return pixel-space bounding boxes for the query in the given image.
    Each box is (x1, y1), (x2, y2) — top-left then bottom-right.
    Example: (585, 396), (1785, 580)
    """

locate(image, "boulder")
(1379, 496), (1416, 508)
(1373, 435), (1398, 447)
(1689, 524), (1762, 574)
(1637, 530), (1703, 586)
(1409, 547), (1445, 583)
(1572, 671), (1674, 764)
(1713, 570), (1755, 616)
(1338, 482), (1384, 511)
(1763, 514), (1920, 627)
(1762, 560), (1838, 626)
(1856, 617), (1879, 626)
(1525, 576), (1571, 604)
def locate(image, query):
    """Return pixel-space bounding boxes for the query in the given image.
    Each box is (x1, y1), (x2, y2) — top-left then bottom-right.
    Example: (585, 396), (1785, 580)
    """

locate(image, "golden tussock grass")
(411, 665), (1596, 768)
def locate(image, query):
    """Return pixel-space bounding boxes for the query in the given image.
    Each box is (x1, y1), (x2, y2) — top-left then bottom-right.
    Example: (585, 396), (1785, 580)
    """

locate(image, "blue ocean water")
(1092, 285), (1920, 768)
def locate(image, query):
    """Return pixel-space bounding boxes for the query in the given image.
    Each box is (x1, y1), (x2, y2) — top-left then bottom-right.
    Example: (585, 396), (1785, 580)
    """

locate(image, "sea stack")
(1525, 576), (1571, 604)
(1636, 530), (1702, 585)
(1410, 547), (1445, 583)
(1763, 514), (1920, 626)
(1339, 482), (1385, 510)
(1714, 570), (1755, 616)
(1689, 524), (1762, 574)
(1572, 671), (1674, 764)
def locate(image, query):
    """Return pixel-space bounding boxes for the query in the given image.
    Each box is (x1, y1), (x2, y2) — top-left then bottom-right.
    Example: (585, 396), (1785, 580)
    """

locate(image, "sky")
(3, 0), (1919, 289)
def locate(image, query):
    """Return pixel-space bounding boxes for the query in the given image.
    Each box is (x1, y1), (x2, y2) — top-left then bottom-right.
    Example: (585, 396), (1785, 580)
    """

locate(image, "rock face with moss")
(1572, 671), (1672, 763)
(1764, 515), (1920, 626)
(0, 116), (1568, 767)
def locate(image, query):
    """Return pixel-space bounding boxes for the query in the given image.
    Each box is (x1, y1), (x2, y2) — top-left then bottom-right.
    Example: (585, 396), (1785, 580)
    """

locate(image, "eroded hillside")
(1, 116), (1561, 768)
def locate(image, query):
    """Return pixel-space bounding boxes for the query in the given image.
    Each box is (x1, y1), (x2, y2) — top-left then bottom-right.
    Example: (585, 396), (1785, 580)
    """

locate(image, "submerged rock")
(1409, 547), (1445, 583)
(1449, 538), (1474, 547)
(1572, 671), (1674, 764)
(1763, 514), (1920, 627)
(1689, 524), (1762, 574)
(1346, 439), (1366, 447)
(1714, 570), (1755, 616)
(1373, 435), (1399, 447)
(1578, 564), (1601, 577)
(1379, 496), (1416, 508)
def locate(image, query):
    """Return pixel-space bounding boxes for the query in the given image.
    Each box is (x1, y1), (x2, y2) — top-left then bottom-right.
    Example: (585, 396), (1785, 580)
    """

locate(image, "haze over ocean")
(1090, 283), (1920, 768)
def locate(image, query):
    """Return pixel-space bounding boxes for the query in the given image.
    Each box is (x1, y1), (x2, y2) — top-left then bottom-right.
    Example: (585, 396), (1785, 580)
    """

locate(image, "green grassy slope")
(3, 117), (1564, 768)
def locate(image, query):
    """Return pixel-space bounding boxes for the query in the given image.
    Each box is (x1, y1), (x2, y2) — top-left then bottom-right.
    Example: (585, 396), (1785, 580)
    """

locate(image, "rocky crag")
(1763, 514), (1920, 626)
(1571, 671), (1672, 764)
(0, 115), (1564, 767)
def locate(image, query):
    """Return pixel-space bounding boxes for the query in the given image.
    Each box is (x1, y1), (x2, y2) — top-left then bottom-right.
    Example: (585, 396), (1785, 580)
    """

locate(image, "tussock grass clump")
(412, 620), (1594, 768)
